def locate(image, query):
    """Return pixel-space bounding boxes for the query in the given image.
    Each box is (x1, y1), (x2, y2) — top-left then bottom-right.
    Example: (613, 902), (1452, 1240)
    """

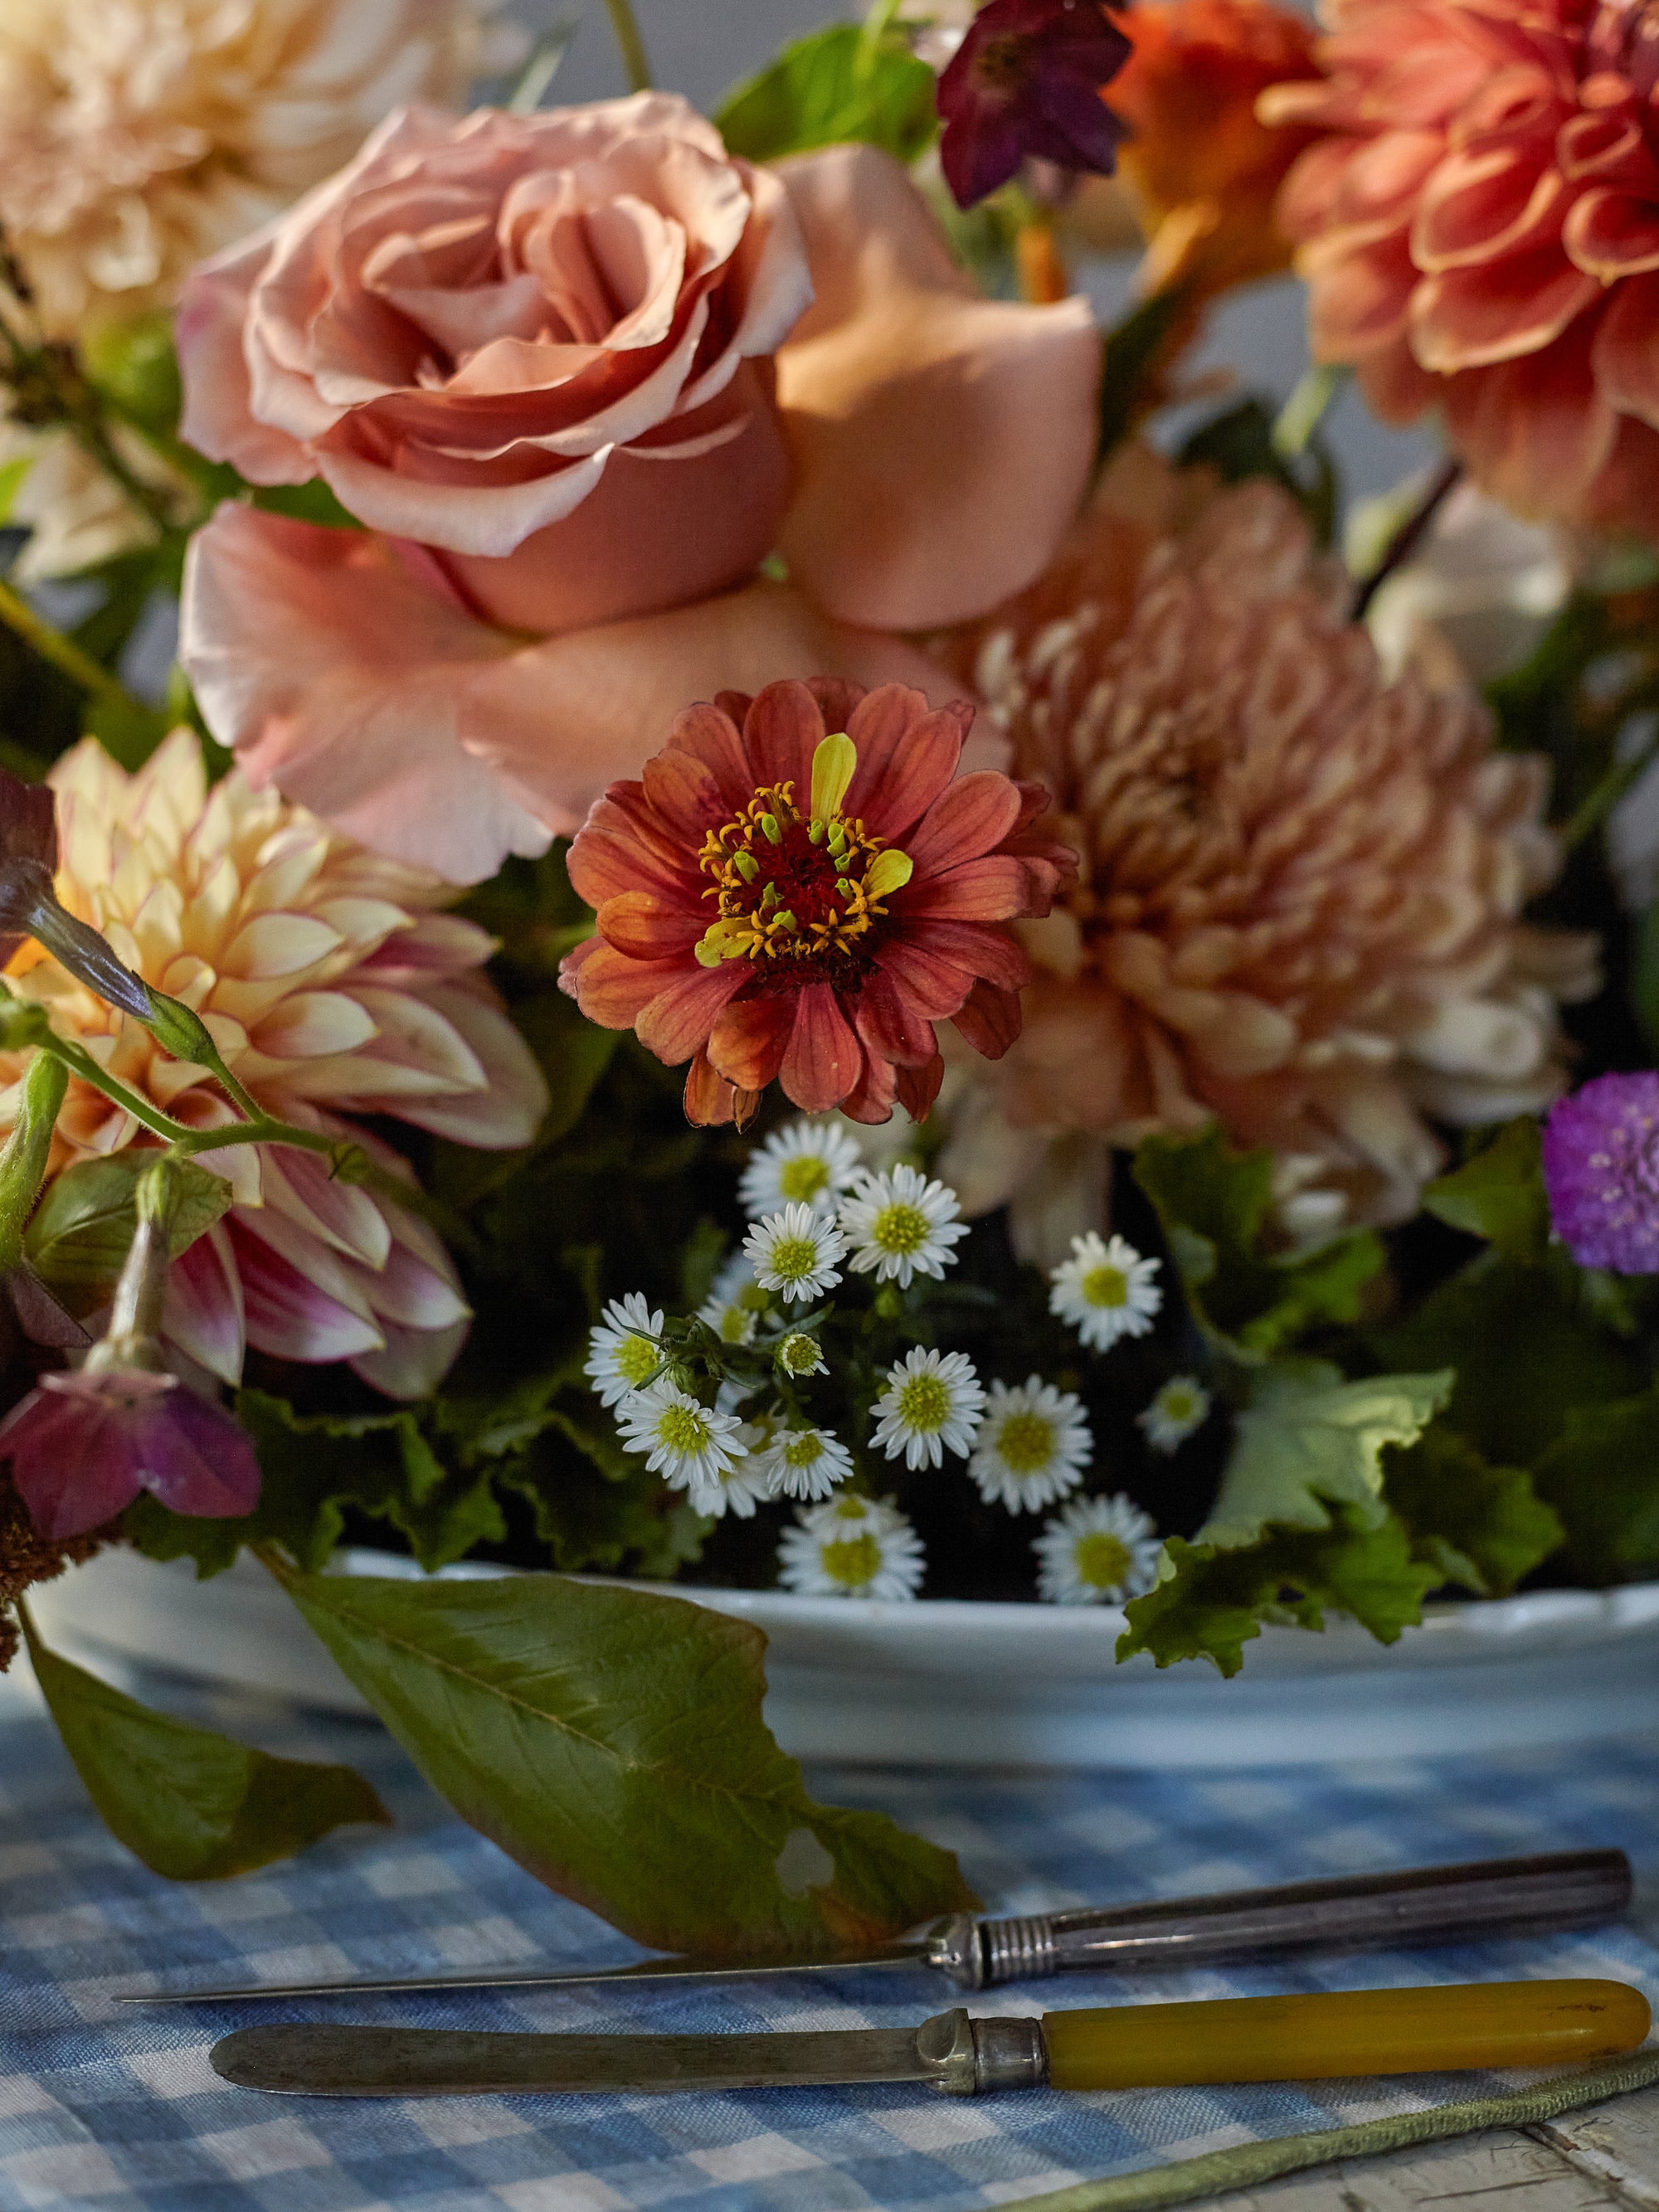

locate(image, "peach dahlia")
(559, 680), (1075, 1125)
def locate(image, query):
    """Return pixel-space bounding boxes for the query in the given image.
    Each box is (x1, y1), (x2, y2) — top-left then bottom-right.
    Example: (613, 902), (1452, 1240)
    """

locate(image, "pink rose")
(178, 96), (1103, 882)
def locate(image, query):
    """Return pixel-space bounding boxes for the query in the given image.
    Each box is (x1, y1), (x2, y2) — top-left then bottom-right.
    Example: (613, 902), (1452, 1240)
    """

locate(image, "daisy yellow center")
(1160, 1388), (1197, 1420)
(1074, 1533), (1132, 1590)
(769, 1234), (820, 1285)
(821, 1533), (882, 1587)
(616, 1336), (659, 1387)
(779, 1156), (830, 1203)
(655, 1403), (713, 1454)
(871, 1201), (930, 1256)
(780, 1335), (820, 1373)
(783, 1434), (823, 1467)
(995, 1410), (1056, 1474)
(897, 1373), (951, 1433)
(1082, 1264), (1130, 1310)
(715, 1307), (750, 1344)
(694, 735), (912, 973)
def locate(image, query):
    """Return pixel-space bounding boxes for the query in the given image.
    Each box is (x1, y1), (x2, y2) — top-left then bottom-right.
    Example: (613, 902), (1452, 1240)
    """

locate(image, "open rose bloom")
(176, 95), (1102, 882)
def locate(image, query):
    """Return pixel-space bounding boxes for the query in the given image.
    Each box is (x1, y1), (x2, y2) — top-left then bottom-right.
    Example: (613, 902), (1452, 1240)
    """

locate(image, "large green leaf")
(1384, 1427), (1562, 1597)
(26, 1625), (387, 1878)
(1530, 1389), (1659, 1581)
(26, 1152), (231, 1313)
(278, 1566), (976, 1957)
(1118, 1514), (1443, 1676)
(1133, 1125), (1384, 1362)
(1421, 1119), (1550, 1263)
(1199, 1360), (1451, 1550)
(715, 24), (937, 164)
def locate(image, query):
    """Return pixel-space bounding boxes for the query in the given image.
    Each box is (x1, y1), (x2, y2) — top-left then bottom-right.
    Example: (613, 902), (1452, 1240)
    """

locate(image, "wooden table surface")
(1189, 2086), (1659, 2212)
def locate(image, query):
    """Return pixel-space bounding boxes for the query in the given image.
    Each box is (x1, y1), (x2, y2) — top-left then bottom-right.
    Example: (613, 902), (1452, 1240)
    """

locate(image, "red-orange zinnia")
(559, 680), (1076, 1125)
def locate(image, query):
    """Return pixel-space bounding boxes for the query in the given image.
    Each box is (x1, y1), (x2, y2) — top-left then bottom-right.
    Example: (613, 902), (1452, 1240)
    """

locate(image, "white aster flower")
(681, 1422), (778, 1520)
(968, 1377), (1092, 1513)
(756, 1425), (854, 1502)
(839, 1164), (970, 1288)
(698, 1253), (765, 1345)
(872, 1346), (985, 1470)
(742, 1203), (845, 1304)
(739, 1118), (864, 1220)
(583, 1293), (665, 1407)
(1034, 1495), (1162, 1606)
(777, 1494), (925, 1600)
(775, 1331), (826, 1379)
(1138, 1375), (1212, 1453)
(615, 1382), (745, 1493)
(1048, 1232), (1163, 1351)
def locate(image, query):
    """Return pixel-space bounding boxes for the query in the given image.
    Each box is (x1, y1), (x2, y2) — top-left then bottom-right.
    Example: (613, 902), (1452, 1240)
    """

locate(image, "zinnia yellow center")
(1082, 1265), (1130, 1310)
(694, 734), (912, 971)
(821, 1533), (882, 1587)
(995, 1411), (1056, 1474)
(1075, 1533), (1132, 1589)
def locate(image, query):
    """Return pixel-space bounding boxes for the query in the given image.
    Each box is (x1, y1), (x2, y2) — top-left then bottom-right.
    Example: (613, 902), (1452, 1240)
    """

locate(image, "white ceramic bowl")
(30, 1545), (1659, 1768)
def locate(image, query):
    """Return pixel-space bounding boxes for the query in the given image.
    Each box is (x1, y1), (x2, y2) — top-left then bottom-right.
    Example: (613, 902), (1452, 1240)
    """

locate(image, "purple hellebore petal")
(0, 1368), (260, 1540)
(937, 0), (1131, 209)
(1541, 1071), (1659, 1275)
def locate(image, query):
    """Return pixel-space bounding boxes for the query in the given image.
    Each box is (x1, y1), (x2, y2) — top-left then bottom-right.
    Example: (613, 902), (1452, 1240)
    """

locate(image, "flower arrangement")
(5, 0), (1659, 1960)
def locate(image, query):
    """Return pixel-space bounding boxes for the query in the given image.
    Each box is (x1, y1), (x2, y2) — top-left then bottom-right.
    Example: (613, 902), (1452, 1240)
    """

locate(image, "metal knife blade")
(212, 2019), (948, 2098)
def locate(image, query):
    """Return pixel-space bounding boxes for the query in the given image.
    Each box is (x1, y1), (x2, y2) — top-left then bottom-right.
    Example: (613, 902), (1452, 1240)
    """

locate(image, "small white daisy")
(583, 1292), (665, 1407)
(968, 1377), (1092, 1513)
(775, 1331), (827, 1379)
(756, 1424), (854, 1501)
(739, 1118), (865, 1220)
(871, 1345), (985, 1470)
(1048, 1232), (1163, 1352)
(777, 1494), (925, 1600)
(697, 1253), (766, 1345)
(615, 1382), (746, 1493)
(1138, 1375), (1212, 1454)
(838, 1164), (969, 1288)
(742, 1203), (846, 1304)
(681, 1423), (778, 1519)
(1034, 1494), (1162, 1606)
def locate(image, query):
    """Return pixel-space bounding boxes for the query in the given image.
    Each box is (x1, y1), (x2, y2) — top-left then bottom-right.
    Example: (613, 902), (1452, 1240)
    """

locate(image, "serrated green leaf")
(1530, 1388), (1659, 1581)
(1422, 1119), (1550, 1263)
(1200, 1360), (1452, 1549)
(27, 1152), (231, 1313)
(715, 24), (937, 164)
(279, 1567), (975, 1957)
(1384, 1427), (1562, 1597)
(25, 1621), (387, 1877)
(1118, 1514), (1443, 1676)
(1133, 1125), (1384, 1360)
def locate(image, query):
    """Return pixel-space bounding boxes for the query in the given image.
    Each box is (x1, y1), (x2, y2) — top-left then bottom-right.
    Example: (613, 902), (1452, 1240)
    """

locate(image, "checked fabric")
(6, 1661), (1659, 2212)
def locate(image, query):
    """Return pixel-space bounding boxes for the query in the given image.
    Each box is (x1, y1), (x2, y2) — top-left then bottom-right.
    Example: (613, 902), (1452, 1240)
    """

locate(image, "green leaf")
(1530, 1388), (1659, 1581)
(1421, 1119), (1550, 1263)
(83, 690), (174, 773)
(1176, 396), (1337, 546)
(124, 1388), (504, 1577)
(26, 1152), (231, 1314)
(715, 24), (937, 165)
(1200, 1360), (1452, 1549)
(1374, 1248), (1645, 1469)
(80, 314), (184, 435)
(1097, 287), (1193, 459)
(25, 1621), (387, 1878)
(0, 453), (34, 524)
(1133, 1125), (1384, 1360)
(1119, 1514), (1443, 1676)
(1384, 1427), (1562, 1597)
(279, 1566), (976, 1957)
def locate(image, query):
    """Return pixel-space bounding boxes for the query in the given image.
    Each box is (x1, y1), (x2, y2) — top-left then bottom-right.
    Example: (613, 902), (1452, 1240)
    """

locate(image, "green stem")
(1560, 715), (1659, 851)
(61, 413), (177, 539)
(602, 0), (653, 90)
(1272, 362), (1346, 461)
(0, 576), (148, 716)
(0, 1051), (66, 1270)
(38, 1036), (193, 1144)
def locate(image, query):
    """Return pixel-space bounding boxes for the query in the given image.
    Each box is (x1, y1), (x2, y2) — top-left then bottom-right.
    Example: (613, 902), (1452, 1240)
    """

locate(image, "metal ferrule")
(926, 1913), (1061, 1990)
(914, 2009), (1049, 2095)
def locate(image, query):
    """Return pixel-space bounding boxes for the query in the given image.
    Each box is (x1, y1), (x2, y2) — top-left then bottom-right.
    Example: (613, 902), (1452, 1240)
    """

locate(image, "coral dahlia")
(940, 448), (1597, 1250)
(559, 680), (1075, 1125)
(1262, 0), (1659, 529)
(2, 732), (547, 1396)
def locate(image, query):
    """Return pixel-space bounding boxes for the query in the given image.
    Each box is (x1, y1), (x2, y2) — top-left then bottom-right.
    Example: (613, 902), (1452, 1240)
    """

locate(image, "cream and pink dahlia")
(1262, 0), (1659, 530)
(2, 731), (546, 1396)
(939, 449), (1597, 1248)
(559, 679), (1075, 1127)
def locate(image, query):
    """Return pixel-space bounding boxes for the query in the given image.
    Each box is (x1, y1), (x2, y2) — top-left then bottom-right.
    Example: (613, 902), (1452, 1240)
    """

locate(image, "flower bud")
(776, 1331), (827, 1379)
(140, 989), (221, 1067)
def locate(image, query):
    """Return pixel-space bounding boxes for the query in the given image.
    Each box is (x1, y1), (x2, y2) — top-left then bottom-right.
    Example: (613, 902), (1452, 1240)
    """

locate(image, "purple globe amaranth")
(936, 0), (1131, 209)
(1541, 1071), (1659, 1274)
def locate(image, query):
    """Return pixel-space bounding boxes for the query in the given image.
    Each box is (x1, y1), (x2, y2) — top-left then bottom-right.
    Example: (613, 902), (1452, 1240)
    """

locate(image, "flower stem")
(1348, 456), (1462, 622)
(1560, 712), (1659, 852)
(0, 576), (148, 717)
(61, 415), (177, 539)
(602, 0), (653, 90)
(1272, 363), (1346, 462)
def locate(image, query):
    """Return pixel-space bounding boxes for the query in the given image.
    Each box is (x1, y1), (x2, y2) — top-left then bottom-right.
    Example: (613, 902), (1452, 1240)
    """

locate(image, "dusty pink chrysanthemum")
(939, 448), (1598, 1252)
(1261, 0), (1659, 531)
(2, 732), (547, 1396)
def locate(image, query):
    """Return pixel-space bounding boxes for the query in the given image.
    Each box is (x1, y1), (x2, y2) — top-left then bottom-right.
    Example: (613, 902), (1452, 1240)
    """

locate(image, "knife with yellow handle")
(211, 1979), (1652, 2099)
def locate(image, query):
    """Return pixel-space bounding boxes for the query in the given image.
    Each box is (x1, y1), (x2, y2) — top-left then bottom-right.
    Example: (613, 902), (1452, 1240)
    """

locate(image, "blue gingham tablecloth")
(7, 1661), (1659, 2212)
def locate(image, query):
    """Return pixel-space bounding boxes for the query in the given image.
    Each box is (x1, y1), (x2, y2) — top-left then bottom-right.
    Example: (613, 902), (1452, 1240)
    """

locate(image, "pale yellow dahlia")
(2, 731), (547, 1394)
(939, 448), (1598, 1254)
(0, 0), (509, 335)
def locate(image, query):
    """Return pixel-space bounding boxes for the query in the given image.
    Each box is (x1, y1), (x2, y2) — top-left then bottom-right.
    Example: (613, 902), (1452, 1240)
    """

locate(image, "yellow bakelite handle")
(1043, 1980), (1651, 2092)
